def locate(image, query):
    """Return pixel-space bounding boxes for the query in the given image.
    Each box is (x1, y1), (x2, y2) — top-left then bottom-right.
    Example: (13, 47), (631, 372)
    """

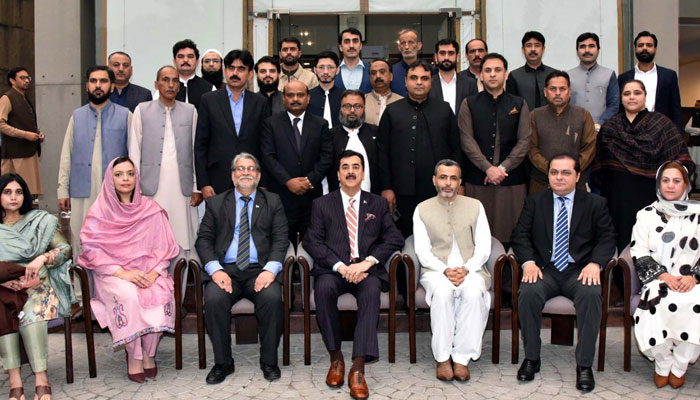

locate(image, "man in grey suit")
(430, 39), (477, 115)
(195, 152), (288, 384)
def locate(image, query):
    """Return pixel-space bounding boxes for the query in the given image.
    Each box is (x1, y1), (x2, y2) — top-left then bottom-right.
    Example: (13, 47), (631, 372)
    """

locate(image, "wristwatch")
(364, 256), (377, 266)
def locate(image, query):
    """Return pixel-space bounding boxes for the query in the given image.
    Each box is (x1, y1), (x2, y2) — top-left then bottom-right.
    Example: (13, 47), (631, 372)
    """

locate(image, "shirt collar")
(342, 125), (362, 135)
(370, 90), (393, 100)
(226, 86), (246, 102)
(634, 63), (657, 74)
(288, 111), (305, 124)
(524, 63), (545, 72)
(339, 59), (365, 70)
(179, 74), (195, 84)
(553, 189), (575, 203)
(439, 71), (457, 85)
(578, 62), (598, 72)
(235, 188), (257, 203)
(340, 188), (362, 205)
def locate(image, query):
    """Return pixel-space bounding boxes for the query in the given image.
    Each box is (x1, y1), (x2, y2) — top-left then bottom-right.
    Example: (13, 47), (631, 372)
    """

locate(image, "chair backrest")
(619, 245), (641, 296)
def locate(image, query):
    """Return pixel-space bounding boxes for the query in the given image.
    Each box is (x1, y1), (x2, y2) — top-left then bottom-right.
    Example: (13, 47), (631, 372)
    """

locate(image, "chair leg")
(74, 266), (97, 378)
(64, 316), (74, 383)
(283, 258), (291, 366)
(388, 256), (397, 363)
(492, 256), (504, 364)
(175, 260), (184, 370)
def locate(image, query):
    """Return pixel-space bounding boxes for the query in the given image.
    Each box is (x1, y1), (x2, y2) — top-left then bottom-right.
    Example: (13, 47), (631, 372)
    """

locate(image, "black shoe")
(517, 358), (540, 381)
(576, 366), (595, 392)
(206, 359), (235, 384)
(260, 358), (281, 381)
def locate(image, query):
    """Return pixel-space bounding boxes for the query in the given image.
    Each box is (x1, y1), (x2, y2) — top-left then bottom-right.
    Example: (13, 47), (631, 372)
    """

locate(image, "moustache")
(346, 174), (357, 180)
(291, 102), (302, 106)
(583, 52), (593, 57)
(473, 56), (482, 61)
(181, 63), (191, 67)
(229, 76), (241, 81)
(374, 78), (384, 84)
(528, 51), (538, 56)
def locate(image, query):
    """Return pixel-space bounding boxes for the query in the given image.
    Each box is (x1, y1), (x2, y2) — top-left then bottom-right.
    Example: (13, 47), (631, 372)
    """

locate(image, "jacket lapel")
(223, 191), (238, 247)
(281, 114), (301, 156)
(238, 91), (252, 139)
(455, 74), (463, 110)
(217, 90), (237, 137)
(357, 191), (368, 251)
(300, 115), (313, 154)
(251, 189), (264, 227)
(543, 191), (554, 250)
(332, 191), (352, 259)
(569, 190), (585, 236)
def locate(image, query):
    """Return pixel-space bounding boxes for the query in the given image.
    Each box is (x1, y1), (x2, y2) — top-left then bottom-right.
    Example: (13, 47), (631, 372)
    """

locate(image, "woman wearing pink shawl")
(79, 156), (179, 383)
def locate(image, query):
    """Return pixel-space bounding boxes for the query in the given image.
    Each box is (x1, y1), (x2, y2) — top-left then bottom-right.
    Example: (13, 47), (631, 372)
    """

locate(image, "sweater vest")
(1, 89), (39, 159)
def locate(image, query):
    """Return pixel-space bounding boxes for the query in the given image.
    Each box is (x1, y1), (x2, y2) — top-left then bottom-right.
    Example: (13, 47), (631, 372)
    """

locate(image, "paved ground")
(0, 328), (698, 399)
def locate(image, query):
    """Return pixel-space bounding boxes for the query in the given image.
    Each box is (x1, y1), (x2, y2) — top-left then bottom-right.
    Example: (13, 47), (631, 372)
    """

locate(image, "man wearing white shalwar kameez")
(128, 66), (202, 264)
(413, 159), (491, 382)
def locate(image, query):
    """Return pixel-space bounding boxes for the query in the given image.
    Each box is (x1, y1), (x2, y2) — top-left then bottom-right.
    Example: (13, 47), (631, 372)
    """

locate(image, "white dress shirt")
(287, 111), (305, 133)
(342, 125), (371, 192)
(331, 189), (378, 271)
(439, 72), (458, 114)
(634, 63), (658, 111)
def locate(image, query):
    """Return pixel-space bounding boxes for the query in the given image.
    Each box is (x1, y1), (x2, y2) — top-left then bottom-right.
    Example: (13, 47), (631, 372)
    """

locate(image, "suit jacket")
(429, 72), (478, 115)
(194, 88), (270, 194)
(618, 65), (682, 129)
(124, 83), (153, 112)
(194, 189), (288, 281)
(308, 85), (342, 127)
(511, 189), (616, 271)
(303, 190), (404, 287)
(260, 111), (334, 198)
(327, 123), (380, 195)
(334, 64), (372, 94)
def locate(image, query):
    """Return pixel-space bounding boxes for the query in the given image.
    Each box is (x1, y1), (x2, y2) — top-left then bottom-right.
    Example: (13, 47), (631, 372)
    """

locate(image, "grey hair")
(433, 159), (461, 177)
(231, 152), (261, 171)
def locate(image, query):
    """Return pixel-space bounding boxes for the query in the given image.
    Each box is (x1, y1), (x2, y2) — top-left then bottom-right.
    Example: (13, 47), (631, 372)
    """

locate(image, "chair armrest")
(401, 235), (420, 290)
(296, 243), (314, 273)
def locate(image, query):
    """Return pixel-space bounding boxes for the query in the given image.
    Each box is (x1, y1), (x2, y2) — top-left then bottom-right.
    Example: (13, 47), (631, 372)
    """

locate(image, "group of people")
(0, 25), (698, 400)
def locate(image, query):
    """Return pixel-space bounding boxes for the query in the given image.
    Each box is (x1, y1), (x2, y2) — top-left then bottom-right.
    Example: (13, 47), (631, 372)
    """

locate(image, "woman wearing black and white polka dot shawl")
(631, 161), (700, 389)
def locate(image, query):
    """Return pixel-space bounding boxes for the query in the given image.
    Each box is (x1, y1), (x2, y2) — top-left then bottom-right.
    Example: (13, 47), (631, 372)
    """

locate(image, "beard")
(635, 50), (655, 63)
(437, 60), (456, 72)
(282, 55), (299, 67)
(88, 89), (110, 104)
(257, 78), (279, 93)
(202, 69), (224, 88)
(339, 113), (365, 129)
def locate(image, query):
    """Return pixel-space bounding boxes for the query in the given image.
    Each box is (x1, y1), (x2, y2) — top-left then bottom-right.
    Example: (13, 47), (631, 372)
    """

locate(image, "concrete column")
(633, 0), (678, 72)
(34, 0), (94, 212)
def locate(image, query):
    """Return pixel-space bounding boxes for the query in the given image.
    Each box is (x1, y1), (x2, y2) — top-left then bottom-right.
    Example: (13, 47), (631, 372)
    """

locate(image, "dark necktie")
(237, 196), (252, 270)
(293, 117), (302, 151)
(553, 197), (569, 272)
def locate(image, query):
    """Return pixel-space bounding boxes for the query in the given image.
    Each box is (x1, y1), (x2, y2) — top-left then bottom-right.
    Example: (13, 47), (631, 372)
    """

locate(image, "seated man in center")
(413, 159), (492, 382)
(195, 152), (289, 384)
(304, 150), (404, 400)
(511, 153), (615, 393)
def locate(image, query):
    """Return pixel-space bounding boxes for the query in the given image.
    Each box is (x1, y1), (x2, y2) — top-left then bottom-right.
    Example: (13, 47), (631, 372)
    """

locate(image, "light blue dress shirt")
(226, 87), (245, 135)
(339, 59), (365, 90)
(204, 190), (283, 276)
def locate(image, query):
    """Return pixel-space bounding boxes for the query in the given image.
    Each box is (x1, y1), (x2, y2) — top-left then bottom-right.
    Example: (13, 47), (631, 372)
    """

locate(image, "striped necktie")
(346, 198), (358, 261)
(553, 196), (569, 272)
(237, 196), (252, 270)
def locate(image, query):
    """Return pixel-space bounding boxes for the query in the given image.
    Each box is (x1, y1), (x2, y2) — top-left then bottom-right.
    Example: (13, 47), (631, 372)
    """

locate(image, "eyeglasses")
(341, 104), (364, 111)
(234, 166), (259, 173)
(17, 76), (32, 82)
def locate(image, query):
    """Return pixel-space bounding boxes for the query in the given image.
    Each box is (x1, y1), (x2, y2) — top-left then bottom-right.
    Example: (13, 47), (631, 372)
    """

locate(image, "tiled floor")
(1, 328), (698, 399)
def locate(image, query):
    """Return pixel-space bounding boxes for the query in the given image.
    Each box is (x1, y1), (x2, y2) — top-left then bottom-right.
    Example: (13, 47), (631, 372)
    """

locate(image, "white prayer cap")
(202, 49), (223, 59)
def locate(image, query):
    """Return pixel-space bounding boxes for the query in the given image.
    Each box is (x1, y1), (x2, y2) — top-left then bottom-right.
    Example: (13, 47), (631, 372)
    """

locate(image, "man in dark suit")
(327, 90), (380, 194)
(107, 51), (152, 112)
(335, 28), (372, 93)
(196, 152), (288, 384)
(172, 39), (214, 110)
(195, 49), (270, 199)
(511, 153), (616, 393)
(260, 80), (333, 244)
(430, 39), (477, 115)
(618, 30), (682, 129)
(304, 150), (404, 400)
(308, 51), (343, 128)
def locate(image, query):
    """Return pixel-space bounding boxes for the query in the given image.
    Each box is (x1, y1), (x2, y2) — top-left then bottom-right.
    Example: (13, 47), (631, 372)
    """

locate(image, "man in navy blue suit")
(308, 51), (342, 128)
(304, 150), (403, 400)
(335, 28), (372, 93)
(618, 31), (682, 129)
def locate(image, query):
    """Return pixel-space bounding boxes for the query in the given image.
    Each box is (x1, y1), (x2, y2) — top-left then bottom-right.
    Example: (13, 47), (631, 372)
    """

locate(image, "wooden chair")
(72, 256), (190, 377)
(506, 254), (617, 371)
(399, 235), (510, 363)
(602, 245), (636, 371)
(46, 314), (75, 383)
(186, 242), (296, 367)
(296, 243), (402, 365)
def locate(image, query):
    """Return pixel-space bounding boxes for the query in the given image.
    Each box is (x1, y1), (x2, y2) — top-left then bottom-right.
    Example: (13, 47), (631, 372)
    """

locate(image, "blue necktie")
(553, 197), (569, 272)
(237, 196), (251, 270)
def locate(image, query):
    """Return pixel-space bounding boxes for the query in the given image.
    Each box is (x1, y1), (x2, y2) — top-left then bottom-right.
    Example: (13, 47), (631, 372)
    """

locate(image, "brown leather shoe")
(653, 372), (669, 388)
(436, 360), (454, 381)
(669, 372), (685, 389)
(348, 370), (369, 399)
(325, 359), (345, 387)
(453, 362), (470, 381)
